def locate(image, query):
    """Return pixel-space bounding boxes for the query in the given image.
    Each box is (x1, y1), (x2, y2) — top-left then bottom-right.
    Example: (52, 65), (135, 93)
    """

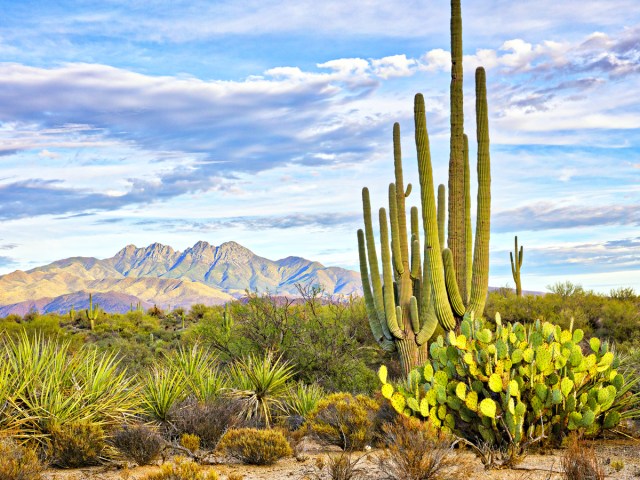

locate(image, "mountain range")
(0, 241), (362, 316)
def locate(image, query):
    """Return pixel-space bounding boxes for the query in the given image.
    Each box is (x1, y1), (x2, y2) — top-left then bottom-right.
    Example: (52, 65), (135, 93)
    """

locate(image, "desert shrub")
(167, 344), (227, 402)
(379, 316), (636, 467)
(0, 437), (43, 480)
(141, 456), (218, 480)
(377, 415), (458, 480)
(308, 392), (379, 450)
(180, 433), (200, 452)
(141, 365), (186, 422)
(49, 421), (105, 468)
(228, 352), (295, 428)
(170, 397), (243, 449)
(110, 423), (165, 466)
(217, 428), (292, 465)
(309, 452), (367, 480)
(285, 382), (325, 420)
(561, 434), (604, 480)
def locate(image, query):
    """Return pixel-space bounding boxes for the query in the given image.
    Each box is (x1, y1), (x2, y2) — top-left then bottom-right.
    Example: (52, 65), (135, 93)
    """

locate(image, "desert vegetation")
(1, 0), (639, 479)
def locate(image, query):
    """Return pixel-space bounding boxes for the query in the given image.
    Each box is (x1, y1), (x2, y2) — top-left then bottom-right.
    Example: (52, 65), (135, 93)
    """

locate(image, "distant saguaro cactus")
(85, 293), (99, 330)
(510, 235), (524, 297)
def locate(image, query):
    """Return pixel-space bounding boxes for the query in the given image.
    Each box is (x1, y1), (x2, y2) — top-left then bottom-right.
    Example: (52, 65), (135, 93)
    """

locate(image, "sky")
(0, 0), (639, 294)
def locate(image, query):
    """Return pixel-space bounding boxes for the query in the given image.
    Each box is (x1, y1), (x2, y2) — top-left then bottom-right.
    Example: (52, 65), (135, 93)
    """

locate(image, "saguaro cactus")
(510, 235), (524, 297)
(85, 293), (99, 330)
(358, 0), (492, 375)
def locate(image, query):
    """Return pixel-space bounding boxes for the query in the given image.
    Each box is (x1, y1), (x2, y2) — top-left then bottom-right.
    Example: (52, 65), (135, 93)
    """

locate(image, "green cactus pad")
(508, 379), (520, 397)
(560, 377), (574, 397)
(378, 365), (388, 385)
(424, 364), (434, 382)
(550, 388), (562, 405)
(456, 334), (467, 349)
(511, 348), (524, 364)
(489, 373), (503, 393)
(476, 329), (492, 343)
(523, 348), (534, 363)
(612, 373), (624, 390)
(597, 352), (614, 372)
(381, 383), (394, 399)
(581, 409), (595, 427)
(589, 337), (601, 353)
(479, 398), (497, 419)
(572, 329), (584, 343)
(390, 392), (406, 413)
(456, 382), (467, 400)
(420, 397), (430, 417)
(560, 330), (572, 344)
(434, 370), (449, 385)
(603, 411), (621, 429)
(465, 391), (478, 411)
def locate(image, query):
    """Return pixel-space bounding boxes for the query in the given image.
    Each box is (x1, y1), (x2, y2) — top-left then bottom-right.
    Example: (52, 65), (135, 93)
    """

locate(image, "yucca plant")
(228, 352), (295, 428)
(168, 344), (227, 402)
(285, 382), (326, 420)
(140, 366), (186, 423)
(0, 332), (139, 442)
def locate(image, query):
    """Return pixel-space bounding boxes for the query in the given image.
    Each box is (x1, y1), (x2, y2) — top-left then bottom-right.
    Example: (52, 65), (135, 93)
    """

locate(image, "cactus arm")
(415, 301), (438, 346)
(510, 236), (523, 296)
(468, 67), (491, 318)
(405, 184), (412, 197)
(442, 248), (467, 317)
(389, 183), (405, 277)
(410, 207), (422, 280)
(437, 184), (446, 251)
(414, 93), (456, 332)
(362, 188), (393, 340)
(408, 295), (420, 334)
(358, 229), (386, 344)
(448, 0), (467, 302)
(393, 123), (410, 270)
(510, 251), (517, 279)
(464, 133), (473, 301)
(380, 208), (405, 339)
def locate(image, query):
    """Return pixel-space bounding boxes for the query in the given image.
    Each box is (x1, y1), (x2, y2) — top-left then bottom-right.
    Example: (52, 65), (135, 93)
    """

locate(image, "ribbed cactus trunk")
(510, 235), (523, 297)
(448, 0), (467, 304)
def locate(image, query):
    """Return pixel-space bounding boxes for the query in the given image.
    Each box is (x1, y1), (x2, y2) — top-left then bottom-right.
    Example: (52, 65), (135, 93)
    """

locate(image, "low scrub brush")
(561, 434), (604, 480)
(141, 456), (218, 480)
(217, 428), (292, 465)
(110, 423), (165, 466)
(0, 437), (43, 480)
(49, 421), (105, 468)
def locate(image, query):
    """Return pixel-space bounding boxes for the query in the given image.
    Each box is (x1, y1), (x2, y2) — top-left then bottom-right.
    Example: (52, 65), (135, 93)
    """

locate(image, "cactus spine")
(85, 293), (99, 330)
(510, 235), (524, 297)
(358, 0), (491, 374)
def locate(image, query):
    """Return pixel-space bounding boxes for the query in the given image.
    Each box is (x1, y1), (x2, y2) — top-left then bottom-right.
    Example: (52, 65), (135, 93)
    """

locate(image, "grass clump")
(377, 415), (459, 480)
(141, 456), (218, 480)
(110, 423), (165, 466)
(217, 428), (292, 465)
(180, 433), (200, 452)
(0, 437), (43, 480)
(308, 392), (378, 450)
(561, 434), (604, 480)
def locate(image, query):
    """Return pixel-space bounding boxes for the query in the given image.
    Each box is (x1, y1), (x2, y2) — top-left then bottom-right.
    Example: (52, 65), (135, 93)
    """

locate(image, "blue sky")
(1, 0), (640, 293)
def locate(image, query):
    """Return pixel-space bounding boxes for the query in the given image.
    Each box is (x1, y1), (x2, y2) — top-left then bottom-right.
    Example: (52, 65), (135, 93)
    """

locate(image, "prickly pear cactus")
(379, 315), (630, 449)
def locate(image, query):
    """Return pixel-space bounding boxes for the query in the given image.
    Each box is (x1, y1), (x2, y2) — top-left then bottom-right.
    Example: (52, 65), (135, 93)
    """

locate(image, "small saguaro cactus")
(68, 305), (75, 321)
(85, 293), (99, 330)
(510, 236), (524, 297)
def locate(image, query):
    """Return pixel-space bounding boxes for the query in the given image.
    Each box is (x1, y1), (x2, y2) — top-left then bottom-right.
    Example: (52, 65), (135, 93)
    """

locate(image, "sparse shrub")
(217, 428), (292, 465)
(0, 437), (43, 480)
(610, 459), (625, 472)
(110, 423), (164, 466)
(171, 397), (243, 449)
(227, 474), (244, 480)
(141, 456), (218, 480)
(49, 421), (105, 468)
(561, 434), (604, 480)
(308, 393), (378, 450)
(377, 415), (458, 480)
(307, 451), (367, 480)
(180, 433), (200, 452)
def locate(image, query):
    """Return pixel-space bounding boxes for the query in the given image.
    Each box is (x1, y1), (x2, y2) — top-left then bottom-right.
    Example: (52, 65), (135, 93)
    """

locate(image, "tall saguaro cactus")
(510, 235), (524, 297)
(358, 0), (492, 375)
(85, 293), (99, 330)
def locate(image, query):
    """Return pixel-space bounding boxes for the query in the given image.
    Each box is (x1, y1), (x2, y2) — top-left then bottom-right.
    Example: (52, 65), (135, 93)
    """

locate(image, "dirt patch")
(42, 439), (640, 480)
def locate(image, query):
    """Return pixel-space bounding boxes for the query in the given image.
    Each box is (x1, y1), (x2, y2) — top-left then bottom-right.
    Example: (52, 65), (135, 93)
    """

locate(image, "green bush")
(379, 315), (638, 467)
(0, 437), (43, 480)
(217, 428), (292, 465)
(308, 392), (379, 450)
(49, 421), (105, 468)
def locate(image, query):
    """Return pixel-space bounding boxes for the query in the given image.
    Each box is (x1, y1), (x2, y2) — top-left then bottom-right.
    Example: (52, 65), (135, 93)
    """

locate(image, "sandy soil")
(42, 437), (640, 480)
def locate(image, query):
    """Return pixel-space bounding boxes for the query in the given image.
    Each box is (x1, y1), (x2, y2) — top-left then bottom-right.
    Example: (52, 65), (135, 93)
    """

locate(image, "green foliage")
(285, 382), (326, 420)
(228, 352), (295, 428)
(110, 423), (165, 466)
(308, 392), (379, 451)
(0, 437), (43, 480)
(0, 332), (138, 441)
(379, 315), (636, 459)
(217, 428), (292, 465)
(49, 421), (105, 468)
(141, 366), (186, 423)
(141, 456), (219, 480)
